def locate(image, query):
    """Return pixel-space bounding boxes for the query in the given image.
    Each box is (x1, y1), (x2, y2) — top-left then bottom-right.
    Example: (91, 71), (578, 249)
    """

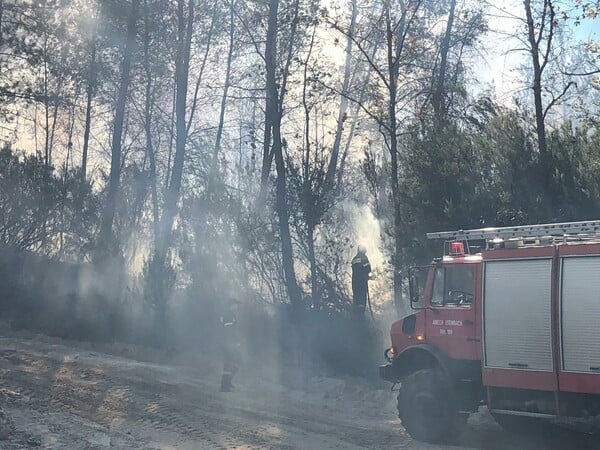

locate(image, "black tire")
(396, 368), (457, 443)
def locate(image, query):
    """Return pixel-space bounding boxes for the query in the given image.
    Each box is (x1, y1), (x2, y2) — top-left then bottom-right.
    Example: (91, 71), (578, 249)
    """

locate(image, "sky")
(475, 0), (600, 103)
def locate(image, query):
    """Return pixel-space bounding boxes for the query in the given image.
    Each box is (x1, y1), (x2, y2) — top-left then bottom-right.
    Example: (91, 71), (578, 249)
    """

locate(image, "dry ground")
(0, 328), (598, 449)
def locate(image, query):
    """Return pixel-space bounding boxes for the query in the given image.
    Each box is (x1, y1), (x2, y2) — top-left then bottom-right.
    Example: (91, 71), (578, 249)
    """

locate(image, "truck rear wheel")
(396, 369), (457, 443)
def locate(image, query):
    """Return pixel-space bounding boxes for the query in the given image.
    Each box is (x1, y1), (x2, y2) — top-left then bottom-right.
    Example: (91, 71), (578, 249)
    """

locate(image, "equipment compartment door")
(558, 247), (600, 394)
(482, 251), (556, 391)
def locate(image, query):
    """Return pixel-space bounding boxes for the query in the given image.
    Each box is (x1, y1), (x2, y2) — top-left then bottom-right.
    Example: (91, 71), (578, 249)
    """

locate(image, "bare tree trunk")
(307, 224), (318, 309)
(66, 99), (76, 171)
(143, 0), (159, 244)
(432, 0), (456, 121)
(265, 0), (301, 309)
(43, 34), (50, 167)
(326, 0), (357, 187)
(155, 0), (194, 263)
(386, 3), (401, 307)
(209, 0), (235, 186)
(258, 121), (273, 204)
(186, 3), (217, 134)
(165, 82), (176, 188)
(97, 0), (140, 255)
(59, 103), (76, 258)
(385, 0), (413, 307)
(337, 43), (380, 187)
(302, 22), (319, 309)
(40, 5), (52, 253)
(147, 0), (194, 341)
(0, 0), (4, 47)
(273, 121), (302, 309)
(258, 0), (276, 205)
(48, 54), (66, 166)
(524, 0), (553, 184)
(81, 4), (98, 181)
(259, 0), (299, 206)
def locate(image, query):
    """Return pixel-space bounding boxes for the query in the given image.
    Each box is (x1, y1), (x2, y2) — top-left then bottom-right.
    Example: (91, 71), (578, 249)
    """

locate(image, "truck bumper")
(379, 363), (396, 382)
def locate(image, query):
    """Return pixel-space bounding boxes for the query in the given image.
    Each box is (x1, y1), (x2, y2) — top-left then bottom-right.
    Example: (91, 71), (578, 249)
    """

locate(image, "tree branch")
(564, 69), (600, 77)
(536, 0), (548, 48)
(542, 81), (575, 120)
(235, 2), (266, 62)
(329, 14), (391, 90)
(540, 0), (555, 74)
(317, 79), (389, 132)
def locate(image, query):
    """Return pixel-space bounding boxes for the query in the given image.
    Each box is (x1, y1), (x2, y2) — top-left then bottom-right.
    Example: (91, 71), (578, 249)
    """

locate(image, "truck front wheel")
(396, 368), (457, 443)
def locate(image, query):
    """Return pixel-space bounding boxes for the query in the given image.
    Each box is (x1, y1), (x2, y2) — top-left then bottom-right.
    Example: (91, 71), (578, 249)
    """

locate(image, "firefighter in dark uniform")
(351, 245), (372, 318)
(220, 299), (239, 392)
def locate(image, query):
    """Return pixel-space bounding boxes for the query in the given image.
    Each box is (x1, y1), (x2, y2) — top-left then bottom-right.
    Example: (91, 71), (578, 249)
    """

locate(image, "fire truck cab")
(379, 221), (600, 443)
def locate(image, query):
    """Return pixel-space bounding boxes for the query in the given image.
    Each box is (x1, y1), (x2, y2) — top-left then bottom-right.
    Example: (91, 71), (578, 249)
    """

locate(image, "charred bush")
(0, 246), (142, 343)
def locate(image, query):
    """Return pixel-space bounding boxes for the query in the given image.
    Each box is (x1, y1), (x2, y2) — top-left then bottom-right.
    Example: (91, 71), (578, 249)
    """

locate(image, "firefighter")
(220, 299), (240, 392)
(351, 244), (372, 318)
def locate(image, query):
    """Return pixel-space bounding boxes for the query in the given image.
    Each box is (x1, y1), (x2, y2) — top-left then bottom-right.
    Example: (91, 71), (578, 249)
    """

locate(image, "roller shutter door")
(484, 259), (553, 371)
(561, 257), (600, 373)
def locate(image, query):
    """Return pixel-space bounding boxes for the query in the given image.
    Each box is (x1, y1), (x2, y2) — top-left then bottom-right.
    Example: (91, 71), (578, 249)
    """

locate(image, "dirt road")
(0, 331), (598, 449)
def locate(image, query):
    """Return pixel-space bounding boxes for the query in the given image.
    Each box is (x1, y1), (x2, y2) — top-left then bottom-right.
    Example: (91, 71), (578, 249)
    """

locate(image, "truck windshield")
(431, 266), (474, 306)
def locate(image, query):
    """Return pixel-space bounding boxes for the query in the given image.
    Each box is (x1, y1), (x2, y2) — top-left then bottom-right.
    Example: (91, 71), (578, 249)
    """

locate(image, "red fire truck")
(379, 221), (600, 442)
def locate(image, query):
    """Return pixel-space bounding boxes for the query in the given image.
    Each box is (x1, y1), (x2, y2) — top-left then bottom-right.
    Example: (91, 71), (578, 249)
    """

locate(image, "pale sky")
(476, 0), (600, 103)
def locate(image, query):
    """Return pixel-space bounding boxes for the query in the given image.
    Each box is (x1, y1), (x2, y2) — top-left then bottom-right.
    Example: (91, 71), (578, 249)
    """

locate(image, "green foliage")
(397, 109), (600, 265)
(0, 144), (99, 257)
(399, 120), (492, 263)
(546, 122), (600, 220)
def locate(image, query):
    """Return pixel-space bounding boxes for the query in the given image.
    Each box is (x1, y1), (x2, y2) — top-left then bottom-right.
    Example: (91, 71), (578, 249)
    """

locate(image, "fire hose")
(366, 286), (374, 319)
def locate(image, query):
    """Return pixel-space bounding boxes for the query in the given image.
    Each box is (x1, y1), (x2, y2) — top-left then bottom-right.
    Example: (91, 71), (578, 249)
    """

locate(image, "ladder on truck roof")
(426, 220), (600, 241)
